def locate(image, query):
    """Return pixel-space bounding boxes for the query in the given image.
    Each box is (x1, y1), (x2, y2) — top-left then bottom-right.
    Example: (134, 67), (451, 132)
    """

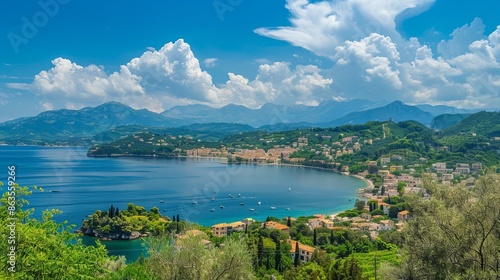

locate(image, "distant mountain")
(415, 104), (481, 116)
(321, 101), (435, 127)
(0, 102), (185, 144)
(162, 99), (388, 127)
(442, 111), (500, 138)
(431, 113), (471, 130)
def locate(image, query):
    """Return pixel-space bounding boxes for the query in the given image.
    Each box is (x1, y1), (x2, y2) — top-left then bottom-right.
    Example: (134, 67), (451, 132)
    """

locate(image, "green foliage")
(0, 184), (113, 279)
(328, 257), (367, 280)
(392, 172), (500, 279)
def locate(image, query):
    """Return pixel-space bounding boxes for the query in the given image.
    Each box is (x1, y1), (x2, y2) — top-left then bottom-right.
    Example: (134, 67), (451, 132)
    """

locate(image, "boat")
(211, 197), (215, 201)
(220, 206), (225, 209)
(286, 207), (290, 211)
(163, 209), (167, 212)
(159, 200), (165, 203)
(270, 207), (276, 210)
(288, 187), (291, 191)
(228, 194), (234, 198)
(210, 208), (215, 212)
(50, 190), (60, 193)
(192, 201), (198, 205)
(258, 201), (261, 206)
(250, 208), (254, 211)
(238, 194), (242, 197)
(240, 203), (245, 206)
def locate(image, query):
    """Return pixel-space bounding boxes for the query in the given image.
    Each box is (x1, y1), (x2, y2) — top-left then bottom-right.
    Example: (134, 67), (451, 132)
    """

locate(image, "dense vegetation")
(1, 172), (499, 279)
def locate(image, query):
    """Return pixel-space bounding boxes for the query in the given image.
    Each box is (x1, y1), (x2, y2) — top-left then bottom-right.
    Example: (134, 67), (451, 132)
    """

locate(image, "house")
(379, 220), (395, 230)
(390, 166), (403, 172)
(455, 163), (470, 174)
(472, 162), (482, 171)
(378, 202), (390, 215)
(360, 213), (372, 221)
(381, 158), (391, 165)
(287, 239), (318, 263)
(264, 221), (290, 233)
(432, 162), (447, 170)
(378, 170), (390, 177)
(307, 218), (334, 230)
(397, 210), (410, 222)
(211, 221), (246, 237)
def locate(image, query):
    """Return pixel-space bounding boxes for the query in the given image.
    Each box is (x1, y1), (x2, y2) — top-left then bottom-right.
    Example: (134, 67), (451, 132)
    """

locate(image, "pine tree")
(313, 228), (317, 246)
(115, 207), (119, 217)
(176, 214), (180, 222)
(287, 216), (292, 227)
(330, 230), (335, 244)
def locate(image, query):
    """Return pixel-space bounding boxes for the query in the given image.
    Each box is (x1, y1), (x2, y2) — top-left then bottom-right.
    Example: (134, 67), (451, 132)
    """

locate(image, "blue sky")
(1, 0), (499, 121)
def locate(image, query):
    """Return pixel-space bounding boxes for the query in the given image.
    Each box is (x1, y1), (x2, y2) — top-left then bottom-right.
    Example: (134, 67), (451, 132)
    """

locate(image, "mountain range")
(0, 99), (493, 145)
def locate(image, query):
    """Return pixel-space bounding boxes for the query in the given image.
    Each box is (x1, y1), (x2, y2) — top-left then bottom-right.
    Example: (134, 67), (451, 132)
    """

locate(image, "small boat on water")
(192, 201), (198, 205)
(286, 208), (291, 211)
(258, 202), (261, 206)
(250, 208), (254, 211)
(288, 187), (291, 191)
(50, 190), (61, 193)
(220, 205), (225, 209)
(229, 194), (234, 198)
(238, 194), (242, 197)
(163, 209), (167, 212)
(160, 200), (165, 203)
(210, 208), (215, 212)
(270, 207), (276, 210)
(211, 197), (215, 201)
(240, 203), (245, 206)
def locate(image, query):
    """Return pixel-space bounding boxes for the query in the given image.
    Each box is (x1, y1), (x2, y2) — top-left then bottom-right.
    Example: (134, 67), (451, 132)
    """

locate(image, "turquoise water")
(0, 146), (366, 261)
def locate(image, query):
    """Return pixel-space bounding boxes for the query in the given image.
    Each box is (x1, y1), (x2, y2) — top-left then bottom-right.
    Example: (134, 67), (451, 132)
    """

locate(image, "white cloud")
(31, 39), (334, 111)
(6, 83), (32, 90)
(254, 0), (435, 57)
(41, 102), (54, 111)
(437, 17), (487, 59)
(203, 58), (218, 68)
(254, 1), (500, 108)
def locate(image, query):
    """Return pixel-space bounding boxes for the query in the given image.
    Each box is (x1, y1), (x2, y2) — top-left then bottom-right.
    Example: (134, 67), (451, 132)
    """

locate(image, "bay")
(0, 146), (366, 261)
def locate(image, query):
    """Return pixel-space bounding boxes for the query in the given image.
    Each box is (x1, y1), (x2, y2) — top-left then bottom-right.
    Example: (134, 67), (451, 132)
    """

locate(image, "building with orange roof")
(287, 239), (318, 263)
(397, 210), (410, 222)
(264, 221), (290, 233)
(211, 221), (246, 237)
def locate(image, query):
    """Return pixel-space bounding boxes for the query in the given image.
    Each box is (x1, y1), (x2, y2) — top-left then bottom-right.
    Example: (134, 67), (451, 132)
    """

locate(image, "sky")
(1, 0), (500, 122)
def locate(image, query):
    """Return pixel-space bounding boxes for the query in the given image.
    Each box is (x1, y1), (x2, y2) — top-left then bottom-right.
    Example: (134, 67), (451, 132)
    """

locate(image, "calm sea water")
(0, 146), (366, 261)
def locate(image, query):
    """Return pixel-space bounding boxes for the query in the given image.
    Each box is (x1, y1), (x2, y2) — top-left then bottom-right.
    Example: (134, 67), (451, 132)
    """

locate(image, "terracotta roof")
(265, 221), (289, 231)
(287, 239), (317, 254)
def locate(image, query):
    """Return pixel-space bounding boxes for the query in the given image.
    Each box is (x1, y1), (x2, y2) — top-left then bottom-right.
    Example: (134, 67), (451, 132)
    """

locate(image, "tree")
(115, 207), (119, 217)
(287, 216), (292, 227)
(109, 204), (115, 218)
(390, 172), (500, 279)
(355, 199), (366, 211)
(147, 234), (255, 280)
(275, 240), (282, 272)
(0, 184), (112, 279)
(257, 236), (264, 267)
(313, 228), (317, 246)
(328, 258), (367, 280)
(294, 242), (300, 267)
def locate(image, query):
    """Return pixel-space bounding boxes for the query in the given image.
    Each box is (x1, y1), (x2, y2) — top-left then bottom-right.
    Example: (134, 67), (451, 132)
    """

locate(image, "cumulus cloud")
(31, 39), (334, 111)
(254, 0), (435, 57)
(254, 0), (500, 108)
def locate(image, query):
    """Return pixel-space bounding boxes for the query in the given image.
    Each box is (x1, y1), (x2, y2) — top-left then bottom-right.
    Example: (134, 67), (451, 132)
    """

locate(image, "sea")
(0, 146), (366, 261)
